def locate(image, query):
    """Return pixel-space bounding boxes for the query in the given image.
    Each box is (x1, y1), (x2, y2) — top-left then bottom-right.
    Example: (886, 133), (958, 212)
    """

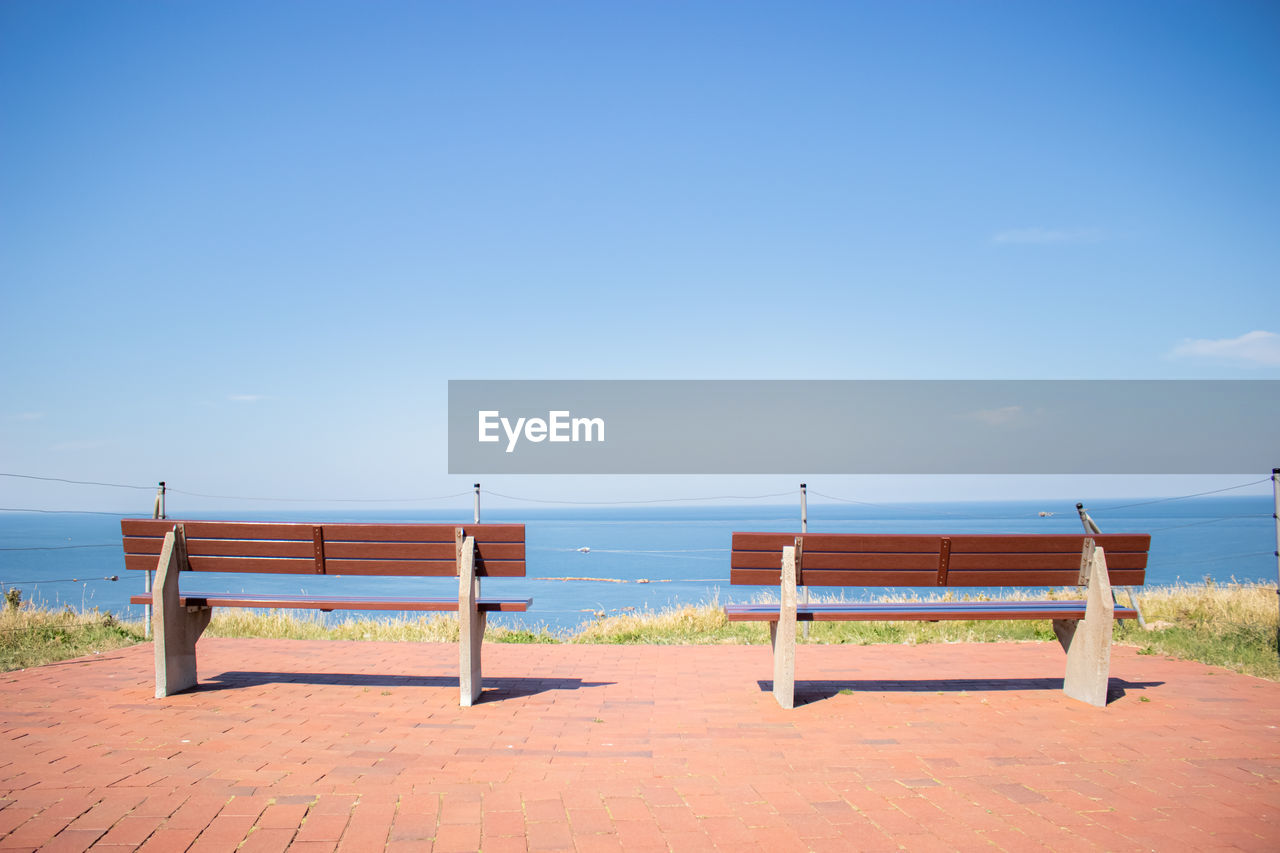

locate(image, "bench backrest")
(121, 520), (526, 577)
(730, 533), (1149, 588)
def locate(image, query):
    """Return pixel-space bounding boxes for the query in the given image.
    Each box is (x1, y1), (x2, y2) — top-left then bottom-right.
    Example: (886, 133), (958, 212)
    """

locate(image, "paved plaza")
(2, 638), (1277, 851)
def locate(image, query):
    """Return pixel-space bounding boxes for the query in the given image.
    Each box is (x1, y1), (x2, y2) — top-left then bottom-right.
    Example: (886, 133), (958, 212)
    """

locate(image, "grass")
(1, 582), (1276, 679)
(0, 603), (145, 672)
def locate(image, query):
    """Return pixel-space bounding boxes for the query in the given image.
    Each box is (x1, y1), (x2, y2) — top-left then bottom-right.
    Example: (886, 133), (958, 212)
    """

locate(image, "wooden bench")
(723, 532), (1150, 709)
(123, 519), (529, 706)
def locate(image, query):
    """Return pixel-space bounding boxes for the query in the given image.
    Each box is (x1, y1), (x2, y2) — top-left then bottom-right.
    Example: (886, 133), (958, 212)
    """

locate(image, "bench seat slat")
(130, 593), (531, 612)
(724, 601), (1139, 622)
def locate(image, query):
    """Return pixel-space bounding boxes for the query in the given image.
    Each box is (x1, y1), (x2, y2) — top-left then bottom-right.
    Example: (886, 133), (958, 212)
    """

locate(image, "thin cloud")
(992, 227), (1104, 245)
(228, 394), (268, 403)
(1171, 330), (1280, 367)
(8, 412), (44, 421)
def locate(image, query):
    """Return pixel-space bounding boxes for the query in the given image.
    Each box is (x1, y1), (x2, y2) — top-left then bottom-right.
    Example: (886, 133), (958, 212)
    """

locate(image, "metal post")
(474, 483), (481, 524)
(1076, 501), (1146, 628)
(1272, 468), (1279, 662)
(800, 483), (809, 639)
(145, 481), (165, 638)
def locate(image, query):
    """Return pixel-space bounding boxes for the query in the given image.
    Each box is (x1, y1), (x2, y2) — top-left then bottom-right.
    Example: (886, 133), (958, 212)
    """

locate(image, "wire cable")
(482, 489), (794, 506)
(163, 488), (474, 503)
(808, 490), (1047, 521)
(2, 575), (119, 585)
(0, 472), (153, 490)
(0, 508), (127, 516)
(0, 544), (115, 552)
(1088, 479), (1271, 511)
(1148, 514), (1272, 532)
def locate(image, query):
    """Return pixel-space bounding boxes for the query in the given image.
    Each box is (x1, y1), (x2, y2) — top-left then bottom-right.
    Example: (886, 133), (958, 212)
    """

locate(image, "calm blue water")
(0, 496), (1274, 632)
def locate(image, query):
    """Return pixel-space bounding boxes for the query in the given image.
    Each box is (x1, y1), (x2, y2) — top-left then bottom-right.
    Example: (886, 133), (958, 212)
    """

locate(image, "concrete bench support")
(152, 525), (211, 698)
(770, 544), (799, 709)
(457, 531), (486, 707)
(1053, 543), (1115, 708)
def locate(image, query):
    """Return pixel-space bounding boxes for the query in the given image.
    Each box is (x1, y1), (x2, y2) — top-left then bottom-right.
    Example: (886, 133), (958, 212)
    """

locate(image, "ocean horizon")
(1, 495), (1274, 632)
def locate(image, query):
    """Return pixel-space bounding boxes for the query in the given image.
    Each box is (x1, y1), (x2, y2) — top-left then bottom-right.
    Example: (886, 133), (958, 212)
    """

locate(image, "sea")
(1, 496), (1274, 632)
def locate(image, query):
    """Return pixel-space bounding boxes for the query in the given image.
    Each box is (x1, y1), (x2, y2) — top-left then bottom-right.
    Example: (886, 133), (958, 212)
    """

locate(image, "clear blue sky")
(2, 1), (1277, 511)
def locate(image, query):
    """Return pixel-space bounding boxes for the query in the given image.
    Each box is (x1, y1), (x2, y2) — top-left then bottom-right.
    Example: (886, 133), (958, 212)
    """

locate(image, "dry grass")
(0, 603), (144, 671)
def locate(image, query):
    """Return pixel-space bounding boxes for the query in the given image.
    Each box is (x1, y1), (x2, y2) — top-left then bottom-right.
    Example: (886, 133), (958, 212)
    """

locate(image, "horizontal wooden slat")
(122, 520), (316, 541)
(731, 552), (938, 571)
(731, 567), (1148, 588)
(323, 541), (524, 560)
(731, 569), (940, 587)
(126, 555), (316, 573)
(121, 519), (525, 545)
(948, 534), (1150, 554)
(130, 593), (531, 612)
(320, 523), (526, 544)
(125, 554), (527, 577)
(325, 559), (526, 578)
(948, 569), (1147, 587)
(724, 601), (1139, 623)
(948, 552), (1148, 571)
(123, 537), (314, 558)
(732, 533), (944, 553)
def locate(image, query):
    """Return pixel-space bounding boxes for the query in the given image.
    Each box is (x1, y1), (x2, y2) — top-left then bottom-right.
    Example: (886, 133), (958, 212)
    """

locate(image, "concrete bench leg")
(152, 526), (211, 698)
(457, 533), (484, 707)
(1054, 545), (1115, 707)
(771, 545), (798, 709)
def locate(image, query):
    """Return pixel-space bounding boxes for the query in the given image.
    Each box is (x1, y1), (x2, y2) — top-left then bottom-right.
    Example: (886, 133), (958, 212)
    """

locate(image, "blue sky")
(2, 1), (1277, 511)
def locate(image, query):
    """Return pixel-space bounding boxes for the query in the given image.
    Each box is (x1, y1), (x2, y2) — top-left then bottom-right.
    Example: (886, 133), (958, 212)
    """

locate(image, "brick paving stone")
(134, 827), (200, 852)
(2, 639), (1278, 852)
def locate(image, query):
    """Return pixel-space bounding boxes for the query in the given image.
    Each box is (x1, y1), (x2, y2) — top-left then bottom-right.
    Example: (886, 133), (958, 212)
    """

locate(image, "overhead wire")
(163, 487), (474, 503)
(0, 544), (115, 551)
(0, 472), (153, 490)
(482, 489), (795, 506)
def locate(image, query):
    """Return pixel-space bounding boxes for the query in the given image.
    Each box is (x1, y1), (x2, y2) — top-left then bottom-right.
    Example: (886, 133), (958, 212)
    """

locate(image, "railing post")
(1076, 501), (1146, 628)
(800, 483), (809, 639)
(145, 481), (165, 639)
(1272, 468), (1279, 663)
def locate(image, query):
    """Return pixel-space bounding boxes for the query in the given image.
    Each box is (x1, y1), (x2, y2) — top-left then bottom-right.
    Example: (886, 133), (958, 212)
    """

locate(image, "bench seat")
(131, 593), (531, 613)
(724, 600), (1139, 622)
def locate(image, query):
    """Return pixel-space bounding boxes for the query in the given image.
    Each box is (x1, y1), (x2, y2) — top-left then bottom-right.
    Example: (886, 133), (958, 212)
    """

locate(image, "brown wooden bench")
(724, 532), (1150, 709)
(123, 519), (529, 706)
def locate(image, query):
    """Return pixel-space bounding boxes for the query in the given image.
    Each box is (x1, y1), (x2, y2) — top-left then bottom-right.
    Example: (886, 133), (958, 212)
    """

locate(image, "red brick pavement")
(1, 638), (1277, 851)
